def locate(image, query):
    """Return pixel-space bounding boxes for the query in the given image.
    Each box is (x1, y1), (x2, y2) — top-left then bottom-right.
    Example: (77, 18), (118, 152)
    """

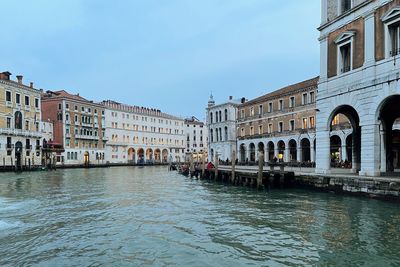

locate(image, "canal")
(0, 166), (399, 266)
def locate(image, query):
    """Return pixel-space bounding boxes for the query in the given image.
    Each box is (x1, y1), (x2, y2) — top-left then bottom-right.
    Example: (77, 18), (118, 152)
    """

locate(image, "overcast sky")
(1, 0), (320, 120)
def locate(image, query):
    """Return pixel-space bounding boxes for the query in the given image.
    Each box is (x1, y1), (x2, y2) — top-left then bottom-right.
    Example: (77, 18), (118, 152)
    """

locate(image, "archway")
(288, 139), (297, 162)
(277, 140), (285, 162)
(258, 142), (265, 161)
(249, 143), (256, 162)
(154, 149), (161, 162)
(239, 144), (246, 163)
(162, 149), (168, 163)
(128, 148), (136, 163)
(137, 148), (144, 163)
(301, 138), (311, 162)
(267, 141), (274, 161)
(378, 95), (400, 173)
(330, 135), (341, 166)
(146, 148), (153, 162)
(329, 105), (361, 172)
(84, 151), (90, 165)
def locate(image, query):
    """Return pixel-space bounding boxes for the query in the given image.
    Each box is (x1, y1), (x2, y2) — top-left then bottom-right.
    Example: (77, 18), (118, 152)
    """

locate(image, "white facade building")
(102, 100), (186, 164)
(184, 116), (208, 161)
(317, 0), (400, 176)
(206, 95), (240, 163)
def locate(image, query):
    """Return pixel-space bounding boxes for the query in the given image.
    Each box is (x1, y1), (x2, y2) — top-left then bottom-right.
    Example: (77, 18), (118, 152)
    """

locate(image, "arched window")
(14, 111), (22, 129)
(210, 129), (214, 142)
(219, 111), (222, 122)
(225, 109), (228, 121)
(210, 112), (213, 124)
(224, 127), (228, 141)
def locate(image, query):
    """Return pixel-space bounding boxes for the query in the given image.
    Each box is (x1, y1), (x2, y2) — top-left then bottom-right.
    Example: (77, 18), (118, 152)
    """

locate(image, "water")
(0, 166), (399, 267)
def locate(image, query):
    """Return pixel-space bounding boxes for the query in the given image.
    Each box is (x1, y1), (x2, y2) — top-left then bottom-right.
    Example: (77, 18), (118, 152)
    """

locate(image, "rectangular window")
(259, 105), (263, 115)
(258, 125), (263, 135)
(268, 102), (273, 112)
(240, 110), (245, 119)
(25, 96), (30, 106)
(6, 118), (11, 128)
(309, 91), (315, 103)
(340, 43), (351, 73)
(25, 120), (29, 131)
(250, 107), (254, 117)
(341, 0), (352, 14)
(278, 122), (283, 133)
(302, 118), (308, 129)
(289, 96), (295, 108)
(309, 116), (315, 128)
(16, 93), (20, 104)
(302, 93), (308, 105)
(289, 120), (295, 131)
(6, 91), (11, 102)
(35, 98), (39, 108)
(268, 123), (273, 134)
(389, 21), (400, 56)
(241, 128), (245, 137)
(278, 99), (284, 111)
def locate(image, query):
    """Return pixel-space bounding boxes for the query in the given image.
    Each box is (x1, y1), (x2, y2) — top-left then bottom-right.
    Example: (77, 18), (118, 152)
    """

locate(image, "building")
(184, 116), (208, 161)
(0, 71), (46, 169)
(41, 90), (106, 165)
(101, 100), (185, 164)
(317, 0), (400, 175)
(237, 77), (318, 164)
(207, 95), (241, 162)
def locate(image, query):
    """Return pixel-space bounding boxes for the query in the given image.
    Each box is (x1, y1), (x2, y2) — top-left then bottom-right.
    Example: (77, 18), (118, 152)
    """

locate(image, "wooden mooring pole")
(257, 151), (264, 189)
(231, 150), (236, 184)
(214, 154), (218, 181)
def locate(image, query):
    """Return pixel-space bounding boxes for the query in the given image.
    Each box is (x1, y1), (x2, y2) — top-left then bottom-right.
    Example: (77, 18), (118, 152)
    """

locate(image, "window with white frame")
(302, 93), (308, 105)
(382, 7), (400, 57)
(339, 0), (352, 15)
(335, 31), (355, 74)
(289, 96), (295, 108)
(241, 128), (245, 137)
(278, 122), (283, 133)
(250, 107), (254, 117)
(289, 120), (295, 131)
(258, 125), (263, 135)
(259, 105), (263, 115)
(268, 123), (273, 134)
(278, 99), (284, 111)
(268, 102), (273, 113)
(302, 118), (308, 129)
(250, 126), (254, 135)
(309, 91), (315, 103)
(6, 91), (11, 102)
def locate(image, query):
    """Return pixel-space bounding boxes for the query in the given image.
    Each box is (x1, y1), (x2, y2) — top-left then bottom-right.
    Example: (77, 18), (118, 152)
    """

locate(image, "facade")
(101, 100), (185, 164)
(41, 90), (106, 165)
(184, 116), (208, 161)
(317, 0), (400, 175)
(0, 72), (46, 169)
(237, 77), (318, 164)
(207, 95), (240, 162)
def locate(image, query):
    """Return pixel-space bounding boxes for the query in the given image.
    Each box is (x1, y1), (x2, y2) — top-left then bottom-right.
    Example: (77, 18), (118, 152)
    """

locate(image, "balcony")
(35, 145), (41, 150)
(75, 134), (99, 140)
(6, 144), (14, 151)
(25, 145), (32, 151)
(81, 122), (93, 128)
(0, 128), (43, 138)
(5, 101), (12, 108)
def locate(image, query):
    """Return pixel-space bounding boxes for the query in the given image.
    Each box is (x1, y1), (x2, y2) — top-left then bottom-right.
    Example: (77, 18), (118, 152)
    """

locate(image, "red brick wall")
(41, 99), (64, 144)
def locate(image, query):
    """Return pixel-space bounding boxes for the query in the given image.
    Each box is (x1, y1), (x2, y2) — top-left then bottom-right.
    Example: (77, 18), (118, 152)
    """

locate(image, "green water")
(0, 166), (399, 267)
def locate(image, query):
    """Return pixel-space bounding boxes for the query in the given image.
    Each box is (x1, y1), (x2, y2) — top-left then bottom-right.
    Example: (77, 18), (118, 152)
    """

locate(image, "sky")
(0, 0), (321, 121)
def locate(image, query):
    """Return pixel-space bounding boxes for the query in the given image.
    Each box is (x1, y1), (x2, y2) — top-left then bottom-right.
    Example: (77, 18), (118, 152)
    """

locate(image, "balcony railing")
(6, 144), (14, 151)
(390, 48), (400, 57)
(25, 145), (32, 150)
(341, 66), (351, 73)
(0, 128), (43, 138)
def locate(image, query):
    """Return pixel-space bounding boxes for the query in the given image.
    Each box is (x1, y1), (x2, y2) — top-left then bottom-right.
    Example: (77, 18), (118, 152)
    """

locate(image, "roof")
(41, 90), (102, 107)
(241, 76), (319, 107)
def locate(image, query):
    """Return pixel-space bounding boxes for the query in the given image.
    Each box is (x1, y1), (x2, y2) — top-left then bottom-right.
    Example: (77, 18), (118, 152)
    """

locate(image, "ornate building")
(317, 0), (400, 175)
(41, 90), (106, 165)
(0, 72), (46, 169)
(101, 100), (185, 164)
(237, 77), (318, 164)
(184, 116), (208, 161)
(207, 95), (241, 162)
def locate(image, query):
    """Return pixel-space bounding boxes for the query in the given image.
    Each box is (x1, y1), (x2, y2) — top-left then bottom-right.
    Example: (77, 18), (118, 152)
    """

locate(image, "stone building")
(184, 116), (208, 162)
(237, 77), (318, 164)
(41, 90), (106, 165)
(206, 95), (241, 162)
(0, 72), (46, 169)
(101, 100), (185, 164)
(317, 0), (400, 175)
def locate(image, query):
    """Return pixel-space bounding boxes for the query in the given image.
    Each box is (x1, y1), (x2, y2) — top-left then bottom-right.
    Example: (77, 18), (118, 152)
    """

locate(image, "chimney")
(30, 82), (34, 88)
(16, 75), (23, 84)
(241, 97), (246, 104)
(0, 71), (11, 81)
(229, 96), (233, 100)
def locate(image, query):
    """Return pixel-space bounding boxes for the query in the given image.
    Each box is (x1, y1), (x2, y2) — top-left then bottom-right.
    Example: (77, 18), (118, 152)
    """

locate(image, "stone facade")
(184, 116), (208, 162)
(206, 95), (240, 163)
(0, 72), (47, 168)
(318, 0), (400, 176)
(237, 77), (318, 164)
(41, 90), (106, 165)
(102, 100), (185, 164)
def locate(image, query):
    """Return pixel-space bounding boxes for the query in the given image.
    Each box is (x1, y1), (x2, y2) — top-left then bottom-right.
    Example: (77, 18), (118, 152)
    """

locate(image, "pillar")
(364, 10), (375, 67)
(360, 123), (381, 176)
(316, 130), (331, 174)
(298, 143), (303, 162)
(341, 143), (347, 162)
(380, 128), (387, 173)
(284, 147), (290, 163)
(311, 139), (316, 163)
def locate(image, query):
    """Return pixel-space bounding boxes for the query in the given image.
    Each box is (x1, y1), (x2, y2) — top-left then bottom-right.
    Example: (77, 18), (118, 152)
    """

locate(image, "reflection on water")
(0, 166), (399, 266)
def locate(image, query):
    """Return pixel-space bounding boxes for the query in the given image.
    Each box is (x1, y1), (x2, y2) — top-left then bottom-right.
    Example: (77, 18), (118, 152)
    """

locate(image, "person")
(273, 156), (278, 163)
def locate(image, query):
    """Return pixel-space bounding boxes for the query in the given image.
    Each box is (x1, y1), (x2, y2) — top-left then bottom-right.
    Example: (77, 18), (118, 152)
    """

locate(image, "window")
(210, 129), (214, 142)
(210, 112), (213, 123)
(219, 111), (222, 122)
(339, 43), (351, 73)
(259, 105), (263, 115)
(258, 125), (263, 135)
(289, 120), (295, 131)
(302, 118), (308, 129)
(250, 126), (254, 136)
(6, 91), (11, 102)
(289, 96), (295, 108)
(6, 118), (11, 128)
(240, 110), (245, 119)
(278, 99), (284, 111)
(302, 93), (308, 105)
(340, 0), (352, 14)
(250, 107), (254, 117)
(268, 123), (273, 134)
(278, 122), (283, 133)
(35, 98), (39, 108)
(241, 128), (245, 137)
(75, 105), (78, 111)
(225, 109), (228, 121)
(335, 31), (354, 74)
(309, 91), (315, 103)
(25, 120), (29, 131)
(268, 102), (273, 113)
(309, 116), (315, 128)
(389, 21), (400, 56)
(58, 103), (62, 110)
(16, 93), (20, 104)
(224, 127), (228, 141)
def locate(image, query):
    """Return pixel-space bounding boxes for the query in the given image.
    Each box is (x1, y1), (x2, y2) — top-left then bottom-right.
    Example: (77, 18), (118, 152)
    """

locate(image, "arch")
(330, 135), (342, 164)
(162, 149), (168, 163)
(128, 148), (136, 163)
(300, 138), (311, 162)
(288, 139), (297, 162)
(84, 151), (90, 165)
(277, 140), (285, 162)
(146, 148), (153, 162)
(137, 148), (145, 163)
(328, 105), (361, 171)
(377, 95), (400, 173)
(154, 148), (161, 162)
(239, 144), (246, 163)
(258, 142), (265, 160)
(249, 143), (256, 162)
(267, 141), (275, 161)
(14, 111), (23, 130)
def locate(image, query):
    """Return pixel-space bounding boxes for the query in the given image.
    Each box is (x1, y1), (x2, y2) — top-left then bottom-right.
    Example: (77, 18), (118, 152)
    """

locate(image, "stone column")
(311, 139), (316, 163)
(364, 11), (375, 67)
(359, 123), (381, 176)
(380, 128), (387, 173)
(284, 147), (290, 163)
(319, 36), (328, 83)
(341, 143), (348, 162)
(297, 143), (303, 162)
(316, 130), (331, 174)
